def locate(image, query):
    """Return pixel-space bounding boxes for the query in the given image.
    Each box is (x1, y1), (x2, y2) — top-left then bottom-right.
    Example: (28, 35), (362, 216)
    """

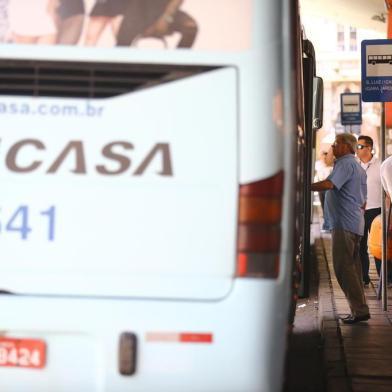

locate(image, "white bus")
(0, 1), (322, 391)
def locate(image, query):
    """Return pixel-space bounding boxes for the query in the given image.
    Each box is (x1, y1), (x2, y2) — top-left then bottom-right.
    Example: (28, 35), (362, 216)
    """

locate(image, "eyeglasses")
(356, 144), (369, 150)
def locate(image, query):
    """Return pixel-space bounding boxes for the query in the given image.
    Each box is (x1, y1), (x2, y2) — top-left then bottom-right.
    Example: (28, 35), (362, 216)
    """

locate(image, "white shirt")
(381, 155), (392, 198)
(314, 159), (333, 181)
(359, 156), (381, 210)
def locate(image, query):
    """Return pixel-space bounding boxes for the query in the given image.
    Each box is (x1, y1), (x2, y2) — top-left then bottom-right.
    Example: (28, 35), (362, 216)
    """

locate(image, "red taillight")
(236, 171), (283, 279)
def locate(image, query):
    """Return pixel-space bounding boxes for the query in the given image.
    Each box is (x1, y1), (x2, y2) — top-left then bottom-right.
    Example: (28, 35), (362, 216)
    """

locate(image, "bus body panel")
(0, 0), (306, 391)
(0, 278), (290, 392)
(0, 0), (284, 185)
(0, 68), (238, 300)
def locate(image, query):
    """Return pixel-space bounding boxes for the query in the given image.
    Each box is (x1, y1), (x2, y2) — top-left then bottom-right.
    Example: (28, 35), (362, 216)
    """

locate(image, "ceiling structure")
(300, 0), (387, 34)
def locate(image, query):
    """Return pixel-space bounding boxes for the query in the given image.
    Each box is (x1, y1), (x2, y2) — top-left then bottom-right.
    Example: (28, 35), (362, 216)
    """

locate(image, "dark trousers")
(332, 229), (369, 317)
(374, 258), (392, 282)
(360, 207), (381, 283)
(117, 7), (198, 48)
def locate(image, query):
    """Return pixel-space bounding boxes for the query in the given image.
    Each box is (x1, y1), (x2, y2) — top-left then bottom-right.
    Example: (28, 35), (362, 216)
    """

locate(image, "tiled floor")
(317, 221), (392, 391)
(284, 245), (325, 392)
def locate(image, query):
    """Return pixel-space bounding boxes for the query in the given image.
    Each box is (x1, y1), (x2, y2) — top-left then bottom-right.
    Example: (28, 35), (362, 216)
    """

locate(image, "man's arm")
(310, 179), (334, 192)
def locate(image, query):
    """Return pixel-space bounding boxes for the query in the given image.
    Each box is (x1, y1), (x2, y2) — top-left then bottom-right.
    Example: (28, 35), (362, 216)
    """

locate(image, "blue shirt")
(325, 154), (366, 236)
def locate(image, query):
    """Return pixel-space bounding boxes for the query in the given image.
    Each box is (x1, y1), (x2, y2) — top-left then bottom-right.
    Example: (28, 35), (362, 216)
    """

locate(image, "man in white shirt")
(381, 154), (392, 198)
(380, 154), (392, 286)
(356, 136), (382, 285)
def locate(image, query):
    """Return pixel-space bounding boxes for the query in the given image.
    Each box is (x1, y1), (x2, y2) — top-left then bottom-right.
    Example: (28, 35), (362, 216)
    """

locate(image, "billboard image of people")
(0, 0), (251, 51)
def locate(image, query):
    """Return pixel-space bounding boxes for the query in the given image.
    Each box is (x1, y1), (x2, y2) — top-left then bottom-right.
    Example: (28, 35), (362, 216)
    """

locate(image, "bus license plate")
(0, 337), (46, 369)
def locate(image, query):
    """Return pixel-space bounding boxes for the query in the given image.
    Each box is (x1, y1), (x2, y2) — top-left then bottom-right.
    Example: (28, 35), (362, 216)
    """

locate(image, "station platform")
(313, 211), (392, 391)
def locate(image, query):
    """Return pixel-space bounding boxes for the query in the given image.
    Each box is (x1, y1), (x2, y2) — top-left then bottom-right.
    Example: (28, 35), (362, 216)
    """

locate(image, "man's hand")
(310, 179), (334, 192)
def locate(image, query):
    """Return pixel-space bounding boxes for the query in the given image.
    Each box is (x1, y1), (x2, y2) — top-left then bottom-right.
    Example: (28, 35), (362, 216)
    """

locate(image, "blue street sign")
(340, 93), (362, 125)
(362, 39), (392, 102)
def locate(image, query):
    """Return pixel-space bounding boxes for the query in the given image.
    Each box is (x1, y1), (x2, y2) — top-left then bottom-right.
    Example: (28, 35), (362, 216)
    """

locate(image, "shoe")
(341, 314), (370, 324)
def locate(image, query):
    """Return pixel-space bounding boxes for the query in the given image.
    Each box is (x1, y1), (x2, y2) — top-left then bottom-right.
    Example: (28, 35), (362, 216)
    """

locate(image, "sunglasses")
(356, 144), (369, 150)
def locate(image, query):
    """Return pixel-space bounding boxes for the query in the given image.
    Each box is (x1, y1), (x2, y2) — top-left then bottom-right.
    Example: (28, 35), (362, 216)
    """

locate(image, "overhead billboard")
(0, 0), (251, 51)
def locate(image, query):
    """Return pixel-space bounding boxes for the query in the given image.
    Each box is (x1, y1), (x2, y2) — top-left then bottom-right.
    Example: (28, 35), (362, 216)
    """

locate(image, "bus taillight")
(236, 171), (284, 279)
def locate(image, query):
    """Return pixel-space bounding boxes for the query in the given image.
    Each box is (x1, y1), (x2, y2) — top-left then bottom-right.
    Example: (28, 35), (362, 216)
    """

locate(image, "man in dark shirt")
(116, 0), (198, 48)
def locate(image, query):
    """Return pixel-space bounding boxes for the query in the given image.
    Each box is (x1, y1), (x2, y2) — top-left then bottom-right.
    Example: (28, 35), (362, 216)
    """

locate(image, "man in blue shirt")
(311, 133), (370, 324)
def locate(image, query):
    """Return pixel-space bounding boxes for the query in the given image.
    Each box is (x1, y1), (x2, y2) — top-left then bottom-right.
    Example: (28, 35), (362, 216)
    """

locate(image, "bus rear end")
(0, 1), (302, 391)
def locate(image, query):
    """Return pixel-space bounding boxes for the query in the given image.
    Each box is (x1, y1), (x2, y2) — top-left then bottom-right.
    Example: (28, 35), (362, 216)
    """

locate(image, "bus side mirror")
(312, 76), (323, 130)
